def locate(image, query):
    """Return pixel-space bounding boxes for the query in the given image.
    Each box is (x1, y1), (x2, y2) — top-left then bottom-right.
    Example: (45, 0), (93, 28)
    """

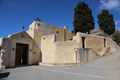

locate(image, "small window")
(104, 39), (106, 47)
(43, 37), (45, 40)
(38, 23), (40, 26)
(56, 31), (59, 33)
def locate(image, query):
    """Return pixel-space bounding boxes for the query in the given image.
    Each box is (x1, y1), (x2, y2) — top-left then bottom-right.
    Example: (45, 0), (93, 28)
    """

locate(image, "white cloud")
(115, 20), (120, 30)
(115, 20), (119, 25)
(99, 0), (120, 10)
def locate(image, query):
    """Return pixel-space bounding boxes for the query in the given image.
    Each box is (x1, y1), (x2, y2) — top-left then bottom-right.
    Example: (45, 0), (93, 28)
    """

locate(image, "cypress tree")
(97, 9), (115, 35)
(73, 2), (95, 34)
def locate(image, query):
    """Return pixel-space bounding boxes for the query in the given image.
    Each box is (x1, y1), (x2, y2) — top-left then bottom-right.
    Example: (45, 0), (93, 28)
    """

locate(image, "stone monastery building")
(0, 21), (119, 68)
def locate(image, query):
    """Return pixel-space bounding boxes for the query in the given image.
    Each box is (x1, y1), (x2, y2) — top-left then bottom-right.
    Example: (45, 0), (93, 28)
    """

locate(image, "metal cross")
(22, 26), (25, 30)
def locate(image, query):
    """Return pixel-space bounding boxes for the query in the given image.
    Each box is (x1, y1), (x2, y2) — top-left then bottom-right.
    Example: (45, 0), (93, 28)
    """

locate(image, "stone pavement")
(0, 66), (106, 80)
(1, 64), (119, 80)
(1, 50), (120, 80)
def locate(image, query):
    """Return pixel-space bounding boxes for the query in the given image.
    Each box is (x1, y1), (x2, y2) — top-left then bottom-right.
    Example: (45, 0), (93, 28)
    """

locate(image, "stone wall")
(75, 48), (100, 64)
(40, 32), (119, 66)
(106, 38), (120, 53)
(27, 21), (74, 63)
(0, 33), (35, 68)
(1, 21), (119, 67)
(54, 41), (80, 63)
(9, 37), (33, 67)
(41, 34), (81, 64)
(0, 38), (2, 69)
(0, 38), (10, 68)
(76, 32), (119, 56)
(41, 34), (56, 63)
(27, 21), (74, 42)
(40, 34), (101, 66)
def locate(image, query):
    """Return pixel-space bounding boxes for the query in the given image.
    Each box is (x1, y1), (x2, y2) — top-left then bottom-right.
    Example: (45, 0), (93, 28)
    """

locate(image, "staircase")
(75, 47), (111, 65)
(100, 47), (111, 56)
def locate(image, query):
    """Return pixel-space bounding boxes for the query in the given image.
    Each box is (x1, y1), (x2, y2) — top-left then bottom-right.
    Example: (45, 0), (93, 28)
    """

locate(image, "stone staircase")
(75, 47), (111, 65)
(100, 47), (111, 56)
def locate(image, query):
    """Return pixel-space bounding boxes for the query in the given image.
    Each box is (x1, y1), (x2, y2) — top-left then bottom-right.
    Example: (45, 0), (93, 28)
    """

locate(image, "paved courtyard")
(0, 64), (119, 80)
(1, 50), (120, 80)
(0, 65), (110, 80)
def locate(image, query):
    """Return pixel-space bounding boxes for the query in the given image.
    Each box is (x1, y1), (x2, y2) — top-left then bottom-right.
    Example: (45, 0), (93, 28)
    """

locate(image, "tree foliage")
(73, 2), (95, 34)
(35, 18), (41, 22)
(97, 9), (115, 35)
(111, 29), (120, 44)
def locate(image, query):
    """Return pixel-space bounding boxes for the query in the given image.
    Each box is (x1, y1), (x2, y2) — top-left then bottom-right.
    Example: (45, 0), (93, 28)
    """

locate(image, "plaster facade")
(40, 32), (119, 66)
(0, 21), (119, 68)
(0, 31), (34, 68)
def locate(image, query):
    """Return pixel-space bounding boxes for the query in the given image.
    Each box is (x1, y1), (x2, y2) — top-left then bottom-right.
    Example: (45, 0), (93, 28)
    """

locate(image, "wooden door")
(15, 45), (22, 65)
(22, 46), (28, 64)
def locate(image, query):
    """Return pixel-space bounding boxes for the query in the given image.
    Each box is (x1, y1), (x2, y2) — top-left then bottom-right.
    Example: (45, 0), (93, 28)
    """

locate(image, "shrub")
(111, 29), (120, 44)
(99, 33), (109, 37)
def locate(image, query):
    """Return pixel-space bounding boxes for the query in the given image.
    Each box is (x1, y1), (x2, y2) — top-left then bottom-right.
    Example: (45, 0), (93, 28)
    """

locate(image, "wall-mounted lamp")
(33, 52), (36, 54)
(43, 37), (45, 40)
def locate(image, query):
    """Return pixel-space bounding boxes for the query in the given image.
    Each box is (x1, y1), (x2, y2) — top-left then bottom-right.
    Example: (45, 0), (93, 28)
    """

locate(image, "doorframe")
(104, 38), (106, 48)
(15, 43), (29, 66)
(81, 37), (86, 48)
(9, 38), (33, 68)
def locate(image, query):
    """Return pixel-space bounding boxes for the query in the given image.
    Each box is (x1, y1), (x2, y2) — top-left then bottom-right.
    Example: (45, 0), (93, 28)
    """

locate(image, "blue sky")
(0, 0), (120, 37)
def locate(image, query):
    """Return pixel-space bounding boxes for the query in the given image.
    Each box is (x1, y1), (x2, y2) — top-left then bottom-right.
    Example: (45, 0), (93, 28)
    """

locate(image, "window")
(38, 23), (40, 26)
(104, 39), (106, 47)
(43, 37), (45, 40)
(56, 31), (59, 33)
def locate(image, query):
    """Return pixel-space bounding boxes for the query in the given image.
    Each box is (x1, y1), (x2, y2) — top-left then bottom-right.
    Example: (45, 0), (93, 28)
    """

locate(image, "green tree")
(73, 2), (95, 34)
(97, 9), (115, 35)
(35, 18), (41, 22)
(112, 29), (120, 44)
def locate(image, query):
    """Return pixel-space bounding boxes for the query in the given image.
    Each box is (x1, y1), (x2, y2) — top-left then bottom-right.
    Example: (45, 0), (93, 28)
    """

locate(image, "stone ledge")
(39, 62), (81, 66)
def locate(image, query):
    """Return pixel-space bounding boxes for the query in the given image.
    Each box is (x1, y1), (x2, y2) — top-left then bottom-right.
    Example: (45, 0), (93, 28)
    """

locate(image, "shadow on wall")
(40, 50), (42, 62)
(75, 48), (100, 64)
(75, 47), (112, 65)
(33, 41), (42, 64)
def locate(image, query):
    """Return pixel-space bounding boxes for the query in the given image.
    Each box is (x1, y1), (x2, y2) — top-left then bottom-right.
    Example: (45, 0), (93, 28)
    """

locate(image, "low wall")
(106, 38), (120, 53)
(54, 41), (81, 63)
(76, 32), (120, 56)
